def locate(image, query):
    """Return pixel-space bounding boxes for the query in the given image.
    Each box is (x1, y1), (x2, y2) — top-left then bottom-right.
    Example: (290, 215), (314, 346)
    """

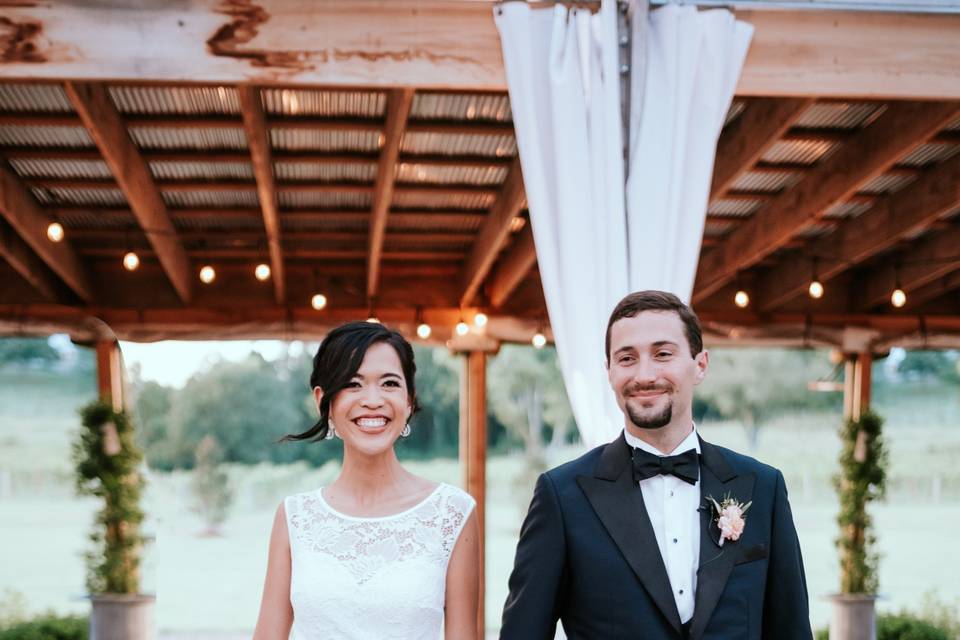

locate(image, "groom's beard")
(624, 382), (674, 430)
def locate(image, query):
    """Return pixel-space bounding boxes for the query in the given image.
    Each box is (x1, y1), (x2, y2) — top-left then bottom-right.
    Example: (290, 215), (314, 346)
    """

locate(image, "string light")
(46, 222), (64, 242)
(367, 316), (380, 324)
(122, 251), (140, 272)
(254, 263), (271, 281)
(532, 331), (547, 349)
(199, 265), (216, 284)
(417, 323), (432, 339)
(455, 320), (469, 336)
(473, 312), (488, 328)
(891, 287), (907, 308)
(310, 293), (327, 310)
(734, 289), (750, 308)
(808, 280), (824, 299)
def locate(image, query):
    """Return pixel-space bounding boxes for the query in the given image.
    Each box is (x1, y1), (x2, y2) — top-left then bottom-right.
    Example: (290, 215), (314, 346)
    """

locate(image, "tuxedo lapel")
(576, 434), (684, 636)
(688, 439), (756, 640)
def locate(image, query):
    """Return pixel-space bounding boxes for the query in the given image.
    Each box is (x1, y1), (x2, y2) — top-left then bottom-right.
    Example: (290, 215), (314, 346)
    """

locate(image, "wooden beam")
(693, 101), (960, 304)
(239, 85), (285, 305)
(367, 88), (416, 299)
(0, 163), (94, 301)
(95, 339), (124, 412)
(458, 350), (487, 639)
(904, 269), (960, 309)
(711, 97), (814, 200)
(80, 247), (467, 261)
(488, 224), (536, 309)
(64, 82), (193, 303)
(460, 156), (524, 306)
(842, 352), (871, 422)
(0, 219), (70, 302)
(755, 152), (960, 311)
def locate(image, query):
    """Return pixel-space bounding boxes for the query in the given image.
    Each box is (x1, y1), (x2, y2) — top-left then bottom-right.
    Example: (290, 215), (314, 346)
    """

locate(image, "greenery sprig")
(834, 410), (888, 594)
(72, 400), (146, 595)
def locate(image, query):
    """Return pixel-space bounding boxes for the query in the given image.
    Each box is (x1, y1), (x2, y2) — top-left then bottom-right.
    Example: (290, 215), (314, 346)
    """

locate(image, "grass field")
(1, 365), (959, 635)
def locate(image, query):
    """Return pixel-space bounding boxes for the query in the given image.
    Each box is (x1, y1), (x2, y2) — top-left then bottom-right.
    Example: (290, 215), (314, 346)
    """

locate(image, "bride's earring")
(400, 422), (411, 438)
(326, 419), (338, 439)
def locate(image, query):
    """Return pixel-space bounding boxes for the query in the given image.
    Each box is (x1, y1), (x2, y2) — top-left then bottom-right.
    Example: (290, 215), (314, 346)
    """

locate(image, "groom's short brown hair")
(605, 290), (703, 361)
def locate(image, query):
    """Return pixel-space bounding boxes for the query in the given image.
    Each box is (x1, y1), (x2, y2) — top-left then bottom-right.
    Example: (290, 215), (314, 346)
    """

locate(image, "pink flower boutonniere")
(708, 494), (752, 547)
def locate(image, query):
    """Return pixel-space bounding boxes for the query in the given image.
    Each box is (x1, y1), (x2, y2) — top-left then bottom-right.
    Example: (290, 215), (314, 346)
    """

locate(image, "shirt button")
(673, 538), (678, 543)
(670, 491), (675, 497)
(679, 589), (684, 595)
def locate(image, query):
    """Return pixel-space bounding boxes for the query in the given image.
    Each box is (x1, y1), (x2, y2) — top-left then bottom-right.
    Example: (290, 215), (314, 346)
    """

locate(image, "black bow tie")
(631, 447), (700, 485)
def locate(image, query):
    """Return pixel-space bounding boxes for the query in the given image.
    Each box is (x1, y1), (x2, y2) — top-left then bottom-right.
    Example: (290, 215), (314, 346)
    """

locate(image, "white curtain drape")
(496, 1), (752, 448)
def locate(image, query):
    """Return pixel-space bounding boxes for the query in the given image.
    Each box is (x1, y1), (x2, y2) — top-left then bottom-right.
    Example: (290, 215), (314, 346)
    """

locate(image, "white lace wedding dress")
(284, 482), (476, 639)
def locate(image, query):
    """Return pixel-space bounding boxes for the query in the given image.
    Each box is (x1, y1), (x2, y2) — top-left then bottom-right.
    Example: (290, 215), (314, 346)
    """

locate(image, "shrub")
(815, 610), (954, 640)
(0, 614), (87, 640)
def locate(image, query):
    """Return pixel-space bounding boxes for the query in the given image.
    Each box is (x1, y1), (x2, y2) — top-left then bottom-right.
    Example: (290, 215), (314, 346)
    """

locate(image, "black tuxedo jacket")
(499, 433), (813, 640)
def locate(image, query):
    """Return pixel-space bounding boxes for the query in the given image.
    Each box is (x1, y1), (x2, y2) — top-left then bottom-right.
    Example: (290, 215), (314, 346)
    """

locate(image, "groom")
(500, 291), (812, 639)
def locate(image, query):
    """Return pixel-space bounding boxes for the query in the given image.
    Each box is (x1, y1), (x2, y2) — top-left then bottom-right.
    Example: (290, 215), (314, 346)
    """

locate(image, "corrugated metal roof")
(946, 117), (960, 132)
(401, 132), (516, 157)
(822, 200), (873, 219)
(278, 191), (372, 209)
(899, 143), (960, 167)
(723, 100), (746, 127)
(172, 213), (263, 231)
(761, 140), (837, 165)
(0, 84), (74, 112)
(796, 223), (835, 238)
(149, 160), (254, 181)
(384, 236), (474, 251)
(395, 163), (507, 185)
(410, 93), (512, 122)
(728, 170), (799, 192)
(282, 214), (368, 233)
(109, 85), (240, 114)
(388, 213), (485, 233)
(391, 190), (495, 210)
(8, 158), (112, 179)
(262, 89), (386, 117)
(32, 187), (127, 207)
(858, 172), (918, 195)
(0, 125), (93, 148)
(794, 102), (883, 129)
(703, 221), (735, 237)
(707, 199), (763, 217)
(270, 129), (380, 152)
(130, 127), (247, 150)
(162, 190), (259, 208)
(274, 161), (377, 182)
(56, 209), (133, 230)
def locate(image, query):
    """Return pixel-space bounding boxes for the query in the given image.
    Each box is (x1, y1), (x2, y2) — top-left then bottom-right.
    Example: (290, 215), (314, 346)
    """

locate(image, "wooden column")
(95, 340), (124, 411)
(842, 352), (872, 421)
(459, 350), (486, 638)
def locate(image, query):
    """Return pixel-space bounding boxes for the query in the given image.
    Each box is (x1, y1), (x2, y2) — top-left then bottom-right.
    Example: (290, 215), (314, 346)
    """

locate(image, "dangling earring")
(326, 419), (338, 440)
(400, 422), (411, 438)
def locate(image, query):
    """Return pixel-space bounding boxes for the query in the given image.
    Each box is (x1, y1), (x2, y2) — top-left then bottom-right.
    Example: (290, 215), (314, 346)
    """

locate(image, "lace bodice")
(284, 483), (475, 640)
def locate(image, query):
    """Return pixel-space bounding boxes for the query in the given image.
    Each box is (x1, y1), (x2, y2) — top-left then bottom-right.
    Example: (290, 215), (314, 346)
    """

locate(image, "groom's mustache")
(623, 382), (673, 396)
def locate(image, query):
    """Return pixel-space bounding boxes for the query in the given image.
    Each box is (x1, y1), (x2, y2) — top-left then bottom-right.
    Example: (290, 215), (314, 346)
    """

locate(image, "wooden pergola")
(1, 1), (959, 630)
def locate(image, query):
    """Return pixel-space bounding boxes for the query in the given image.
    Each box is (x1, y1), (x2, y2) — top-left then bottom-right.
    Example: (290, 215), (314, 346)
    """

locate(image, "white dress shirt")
(624, 425), (701, 623)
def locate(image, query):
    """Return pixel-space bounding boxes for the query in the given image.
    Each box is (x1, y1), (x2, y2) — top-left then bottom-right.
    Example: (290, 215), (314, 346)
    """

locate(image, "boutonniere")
(707, 494), (752, 547)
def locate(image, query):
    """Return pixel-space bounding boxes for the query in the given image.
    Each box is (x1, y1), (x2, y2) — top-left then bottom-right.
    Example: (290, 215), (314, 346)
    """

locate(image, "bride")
(253, 321), (480, 639)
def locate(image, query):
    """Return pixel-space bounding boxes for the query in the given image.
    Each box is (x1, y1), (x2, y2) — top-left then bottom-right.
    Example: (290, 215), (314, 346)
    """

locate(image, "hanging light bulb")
(808, 280), (824, 299)
(199, 265), (216, 284)
(891, 287), (907, 308)
(734, 289), (750, 308)
(367, 315), (380, 324)
(455, 320), (469, 336)
(254, 263), (271, 281)
(122, 251), (140, 272)
(532, 331), (547, 349)
(417, 323), (432, 339)
(473, 312), (488, 328)
(46, 222), (64, 242)
(310, 293), (327, 310)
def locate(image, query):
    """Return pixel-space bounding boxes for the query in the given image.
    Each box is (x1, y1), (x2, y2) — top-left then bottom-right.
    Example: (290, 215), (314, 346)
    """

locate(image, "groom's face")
(606, 310), (708, 432)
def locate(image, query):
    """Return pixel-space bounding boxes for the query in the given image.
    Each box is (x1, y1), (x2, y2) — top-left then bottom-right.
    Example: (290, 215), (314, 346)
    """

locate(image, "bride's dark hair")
(283, 321), (420, 442)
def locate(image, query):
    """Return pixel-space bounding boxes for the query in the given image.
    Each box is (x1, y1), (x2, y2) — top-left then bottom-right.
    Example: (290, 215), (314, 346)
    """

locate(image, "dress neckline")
(316, 482), (445, 522)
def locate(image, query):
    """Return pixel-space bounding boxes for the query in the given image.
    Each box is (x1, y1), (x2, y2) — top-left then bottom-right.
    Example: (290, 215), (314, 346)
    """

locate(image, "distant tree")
(0, 338), (59, 366)
(190, 435), (234, 536)
(131, 380), (178, 470)
(897, 350), (959, 383)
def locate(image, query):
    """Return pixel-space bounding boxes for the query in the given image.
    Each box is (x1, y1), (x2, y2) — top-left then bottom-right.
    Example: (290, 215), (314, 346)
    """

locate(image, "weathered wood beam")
(488, 224), (536, 309)
(0, 219), (71, 302)
(459, 156), (524, 307)
(70, 229), (475, 244)
(692, 101), (960, 304)
(239, 85), (285, 305)
(367, 88), (416, 300)
(755, 152), (960, 311)
(904, 269), (960, 309)
(0, 163), (94, 301)
(64, 82), (193, 303)
(856, 224), (960, 309)
(80, 247), (466, 261)
(711, 97), (814, 200)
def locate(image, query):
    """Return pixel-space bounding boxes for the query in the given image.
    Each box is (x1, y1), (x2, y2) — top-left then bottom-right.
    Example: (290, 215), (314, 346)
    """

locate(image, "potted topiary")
(73, 400), (154, 640)
(829, 410), (888, 640)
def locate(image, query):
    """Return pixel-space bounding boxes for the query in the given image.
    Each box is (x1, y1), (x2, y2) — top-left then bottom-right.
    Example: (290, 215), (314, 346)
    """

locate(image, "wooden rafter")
(755, 152), (960, 311)
(367, 88), (415, 300)
(903, 269), (960, 309)
(692, 101), (960, 305)
(488, 225), (536, 309)
(711, 97), (814, 200)
(239, 85), (285, 305)
(64, 82), (193, 303)
(0, 163), (94, 301)
(459, 156), (525, 307)
(0, 219), (71, 302)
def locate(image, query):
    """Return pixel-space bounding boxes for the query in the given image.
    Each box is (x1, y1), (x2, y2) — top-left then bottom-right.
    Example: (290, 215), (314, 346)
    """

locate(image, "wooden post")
(842, 352), (872, 422)
(459, 350), (486, 639)
(95, 339), (124, 411)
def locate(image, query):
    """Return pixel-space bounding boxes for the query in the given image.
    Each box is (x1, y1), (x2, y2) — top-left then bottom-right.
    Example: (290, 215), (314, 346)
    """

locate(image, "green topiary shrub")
(815, 610), (954, 640)
(0, 614), (88, 640)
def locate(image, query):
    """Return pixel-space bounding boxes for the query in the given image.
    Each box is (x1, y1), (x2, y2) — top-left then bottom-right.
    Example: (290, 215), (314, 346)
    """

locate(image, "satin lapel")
(688, 441), (756, 640)
(576, 436), (683, 636)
